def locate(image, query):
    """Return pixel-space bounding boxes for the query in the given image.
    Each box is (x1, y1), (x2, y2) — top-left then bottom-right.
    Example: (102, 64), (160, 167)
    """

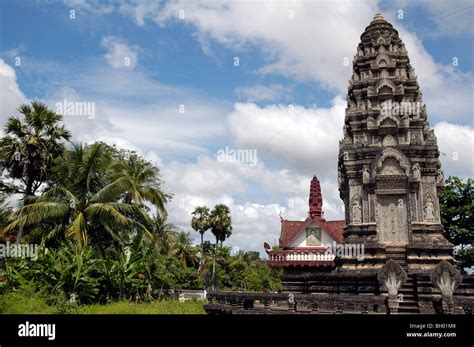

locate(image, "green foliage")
(0, 110), (281, 313)
(0, 101), (71, 196)
(210, 204), (232, 244)
(4, 143), (155, 250)
(4, 242), (101, 304)
(439, 176), (473, 271)
(191, 206), (210, 246)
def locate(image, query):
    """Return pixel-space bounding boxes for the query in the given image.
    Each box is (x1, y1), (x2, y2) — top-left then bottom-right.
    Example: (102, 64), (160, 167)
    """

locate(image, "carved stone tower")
(338, 14), (453, 274)
(308, 176), (324, 220)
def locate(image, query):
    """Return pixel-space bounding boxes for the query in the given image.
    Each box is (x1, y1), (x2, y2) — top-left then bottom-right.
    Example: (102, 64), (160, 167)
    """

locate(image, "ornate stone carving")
(410, 129), (423, 145)
(411, 163), (421, 181)
(377, 195), (408, 245)
(367, 116), (375, 129)
(354, 133), (368, 146)
(352, 196), (362, 224)
(363, 166), (370, 184)
(378, 260), (407, 314)
(382, 134), (397, 147)
(424, 194), (436, 222)
(375, 148), (410, 177)
(435, 168), (444, 185)
(431, 261), (462, 314)
(425, 129), (437, 145)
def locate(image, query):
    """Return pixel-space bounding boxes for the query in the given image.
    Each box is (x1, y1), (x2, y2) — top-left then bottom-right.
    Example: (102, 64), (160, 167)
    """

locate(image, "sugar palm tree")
(0, 101), (71, 196)
(209, 204), (232, 289)
(210, 204), (232, 245)
(191, 206), (210, 249)
(4, 143), (151, 250)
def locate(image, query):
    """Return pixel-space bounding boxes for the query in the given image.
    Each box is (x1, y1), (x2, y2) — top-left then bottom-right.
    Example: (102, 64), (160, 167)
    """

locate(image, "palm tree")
(209, 204), (232, 245)
(149, 214), (179, 256)
(172, 231), (198, 267)
(0, 101), (71, 196)
(209, 204), (232, 289)
(108, 153), (168, 217)
(191, 206), (210, 249)
(4, 143), (151, 250)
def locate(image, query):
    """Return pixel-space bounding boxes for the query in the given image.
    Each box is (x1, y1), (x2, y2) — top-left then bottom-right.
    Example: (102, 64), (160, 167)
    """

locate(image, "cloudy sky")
(0, 0), (472, 254)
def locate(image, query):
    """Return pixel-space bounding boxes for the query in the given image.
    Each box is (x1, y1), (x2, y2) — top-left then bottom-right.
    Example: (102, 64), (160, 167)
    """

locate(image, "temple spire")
(308, 176), (324, 220)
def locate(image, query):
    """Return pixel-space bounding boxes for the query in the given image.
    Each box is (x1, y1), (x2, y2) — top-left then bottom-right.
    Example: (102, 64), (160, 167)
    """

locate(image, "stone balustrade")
(268, 252), (335, 262)
(205, 291), (386, 314)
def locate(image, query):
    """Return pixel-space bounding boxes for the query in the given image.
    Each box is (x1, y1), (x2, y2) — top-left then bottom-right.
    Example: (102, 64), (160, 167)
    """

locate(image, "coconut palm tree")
(4, 143), (151, 250)
(149, 214), (179, 256)
(191, 206), (210, 249)
(0, 101), (71, 196)
(172, 231), (198, 267)
(108, 152), (168, 217)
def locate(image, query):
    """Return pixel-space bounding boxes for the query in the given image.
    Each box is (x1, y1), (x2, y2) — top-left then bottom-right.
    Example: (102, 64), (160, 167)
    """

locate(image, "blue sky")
(0, 0), (473, 253)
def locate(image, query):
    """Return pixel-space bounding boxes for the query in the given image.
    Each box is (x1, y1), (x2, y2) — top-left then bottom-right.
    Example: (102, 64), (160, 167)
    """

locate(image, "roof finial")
(372, 13), (385, 22)
(308, 176), (324, 220)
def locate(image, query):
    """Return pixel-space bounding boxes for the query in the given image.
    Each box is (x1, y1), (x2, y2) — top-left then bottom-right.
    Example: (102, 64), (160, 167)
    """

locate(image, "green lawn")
(0, 291), (206, 314)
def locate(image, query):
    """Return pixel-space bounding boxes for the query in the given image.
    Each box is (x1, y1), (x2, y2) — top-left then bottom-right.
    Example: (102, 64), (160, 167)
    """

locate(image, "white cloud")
(154, 0), (378, 92)
(435, 121), (474, 178)
(0, 59), (28, 132)
(392, 0), (474, 37)
(235, 84), (291, 102)
(149, 1), (473, 123)
(64, 0), (113, 15)
(227, 96), (346, 178)
(101, 36), (139, 69)
(119, 1), (160, 27)
(160, 155), (343, 254)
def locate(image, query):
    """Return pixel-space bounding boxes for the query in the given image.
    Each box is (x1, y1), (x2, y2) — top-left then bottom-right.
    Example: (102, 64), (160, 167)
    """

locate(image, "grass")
(77, 300), (206, 314)
(0, 290), (206, 314)
(0, 290), (56, 314)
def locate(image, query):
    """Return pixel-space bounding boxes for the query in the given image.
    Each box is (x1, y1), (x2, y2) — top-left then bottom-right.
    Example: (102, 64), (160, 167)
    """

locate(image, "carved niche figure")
(400, 68), (407, 79)
(425, 129), (437, 146)
(402, 114), (409, 127)
(410, 129), (422, 145)
(363, 167), (370, 184)
(348, 100), (356, 110)
(411, 163), (421, 181)
(436, 168), (444, 184)
(352, 197), (362, 224)
(382, 134), (397, 147)
(424, 194), (436, 222)
(367, 116), (375, 129)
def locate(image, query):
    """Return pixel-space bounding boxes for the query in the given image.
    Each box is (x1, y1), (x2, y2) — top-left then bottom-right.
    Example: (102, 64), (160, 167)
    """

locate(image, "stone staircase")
(385, 246), (420, 314)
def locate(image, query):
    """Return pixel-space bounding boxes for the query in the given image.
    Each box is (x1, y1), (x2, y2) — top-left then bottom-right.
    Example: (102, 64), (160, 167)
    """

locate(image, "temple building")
(265, 176), (344, 269)
(205, 14), (473, 315)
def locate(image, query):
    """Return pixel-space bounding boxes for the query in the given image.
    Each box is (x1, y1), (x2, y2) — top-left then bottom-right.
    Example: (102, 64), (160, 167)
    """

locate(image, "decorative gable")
(288, 221), (336, 248)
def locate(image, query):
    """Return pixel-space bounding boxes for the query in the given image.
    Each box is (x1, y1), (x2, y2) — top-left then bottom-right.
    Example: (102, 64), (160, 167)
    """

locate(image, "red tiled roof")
(279, 217), (344, 248)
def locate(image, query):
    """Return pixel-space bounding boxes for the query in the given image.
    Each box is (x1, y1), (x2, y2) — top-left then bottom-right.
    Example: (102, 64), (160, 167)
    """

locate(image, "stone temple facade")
(205, 14), (473, 315)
